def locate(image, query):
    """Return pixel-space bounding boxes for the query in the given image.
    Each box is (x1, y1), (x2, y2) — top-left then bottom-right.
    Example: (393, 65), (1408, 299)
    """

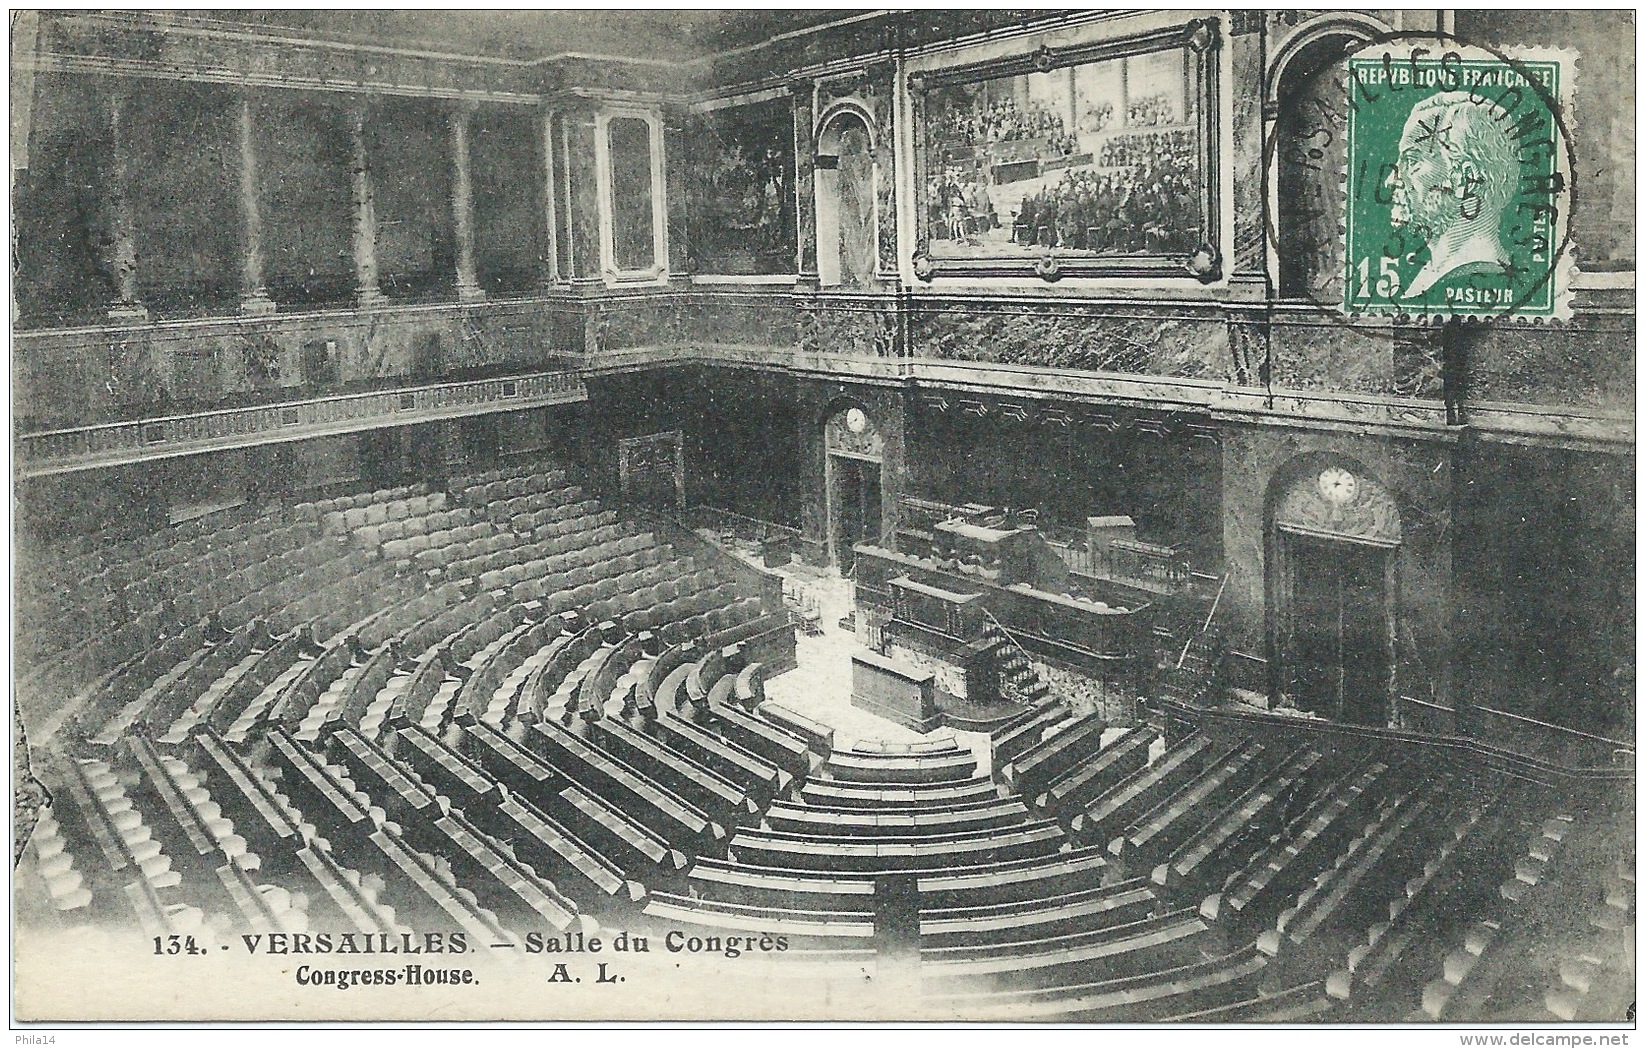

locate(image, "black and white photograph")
(8, 7), (1637, 1029)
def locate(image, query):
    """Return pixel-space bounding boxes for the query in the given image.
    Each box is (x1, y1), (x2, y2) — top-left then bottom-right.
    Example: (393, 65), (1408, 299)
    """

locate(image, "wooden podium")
(850, 650), (940, 732)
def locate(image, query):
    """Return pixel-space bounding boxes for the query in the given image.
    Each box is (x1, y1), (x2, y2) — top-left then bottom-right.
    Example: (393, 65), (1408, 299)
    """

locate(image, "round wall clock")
(845, 407), (868, 433)
(1318, 466), (1358, 505)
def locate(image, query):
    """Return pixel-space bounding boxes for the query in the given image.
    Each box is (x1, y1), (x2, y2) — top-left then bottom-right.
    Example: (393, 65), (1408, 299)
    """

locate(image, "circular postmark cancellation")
(1265, 32), (1579, 324)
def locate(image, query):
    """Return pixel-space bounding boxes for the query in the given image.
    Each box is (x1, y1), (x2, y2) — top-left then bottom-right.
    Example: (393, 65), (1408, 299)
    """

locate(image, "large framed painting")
(684, 95), (797, 276)
(910, 18), (1221, 282)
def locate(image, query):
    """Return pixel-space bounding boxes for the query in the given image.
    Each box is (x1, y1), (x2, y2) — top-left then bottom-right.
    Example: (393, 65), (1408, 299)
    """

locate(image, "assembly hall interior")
(10, 9), (1636, 1024)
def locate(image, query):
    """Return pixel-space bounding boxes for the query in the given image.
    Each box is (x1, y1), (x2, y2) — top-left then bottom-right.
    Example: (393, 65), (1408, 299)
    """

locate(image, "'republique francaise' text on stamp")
(1343, 45), (1576, 320)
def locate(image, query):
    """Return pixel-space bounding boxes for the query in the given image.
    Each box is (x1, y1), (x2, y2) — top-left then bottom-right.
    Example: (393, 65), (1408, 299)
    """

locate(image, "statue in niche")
(835, 122), (878, 286)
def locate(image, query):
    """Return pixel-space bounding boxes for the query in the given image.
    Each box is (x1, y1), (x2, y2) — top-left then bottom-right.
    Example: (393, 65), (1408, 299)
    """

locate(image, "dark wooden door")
(830, 456), (881, 572)
(1286, 534), (1390, 725)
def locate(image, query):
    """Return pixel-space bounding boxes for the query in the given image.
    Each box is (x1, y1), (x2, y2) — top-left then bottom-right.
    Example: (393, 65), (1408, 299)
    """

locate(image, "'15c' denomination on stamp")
(1343, 43), (1577, 321)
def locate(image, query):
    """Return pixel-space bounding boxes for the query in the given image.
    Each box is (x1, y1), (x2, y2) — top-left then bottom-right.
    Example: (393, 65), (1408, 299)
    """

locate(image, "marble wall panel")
(798, 300), (899, 358)
(1267, 320), (1396, 396)
(907, 302), (1230, 380)
(1466, 318), (1635, 415)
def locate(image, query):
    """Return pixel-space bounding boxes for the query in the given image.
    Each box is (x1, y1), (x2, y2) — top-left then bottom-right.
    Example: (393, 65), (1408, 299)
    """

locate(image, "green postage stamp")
(1343, 44), (1576, 320)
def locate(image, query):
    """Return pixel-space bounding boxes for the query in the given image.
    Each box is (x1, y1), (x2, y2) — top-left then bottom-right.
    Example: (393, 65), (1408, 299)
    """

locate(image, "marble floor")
(760, 563), (994, 777)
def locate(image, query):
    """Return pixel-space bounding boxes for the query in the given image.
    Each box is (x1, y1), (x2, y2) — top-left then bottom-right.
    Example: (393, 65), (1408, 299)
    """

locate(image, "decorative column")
(540, 107), (559, 286)
(450, 103), (485, 301)
(237, 96), (276, 315)
(105, 91), (147, 322)
(792, 83), (818, 283)
(348, 102), (386, 308)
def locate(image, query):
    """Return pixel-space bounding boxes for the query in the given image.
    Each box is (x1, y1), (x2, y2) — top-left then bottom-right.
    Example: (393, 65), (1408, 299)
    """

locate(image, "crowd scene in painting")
(935, 98), (1081, 156)
(930, 126), (1199, 254)
(1125, 91), (1179, 129)
(1015, 165), (1199, 254)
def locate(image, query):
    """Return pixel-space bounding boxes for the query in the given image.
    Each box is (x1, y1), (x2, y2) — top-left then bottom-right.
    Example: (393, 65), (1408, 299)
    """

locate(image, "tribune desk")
(850, 649), (940, 732)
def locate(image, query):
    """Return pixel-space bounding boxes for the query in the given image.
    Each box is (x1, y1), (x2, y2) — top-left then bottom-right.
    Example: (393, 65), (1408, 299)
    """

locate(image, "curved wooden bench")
(915, 846), (1110, 909)
(825, 748), (977, 785)
(1037, 725), (1157, 814)
(757, 699), (833, 755)
(655, 662), (697, 715)
(553, 785), (689, 885)
(991, 703), (1072, 769)
(432, 809), (592, 934)
(705, 670), (739, 712)
(854, 736), (964, 756)
(589, 717), (758, 826)
(485, 793), (646, 914)
(926, 946), (1268, 1022)
(1072, 734), (1222, 845)
(1154, 747), (1326, 898)
(505, 631), (576, 725)
(1201, 758), (1391, 936)
(523, 626), (602, 724)
(686, 648), (728, 707)
(1108, 742), (1279, 877)
(654, 711), (791, 804)
(799, 778), (997, 810)
(266, 728), (371, 837)
(1000, 713), (1107, 793)
(460, 721), (567, 808)
(193, 731), (302, 861)
(525, 720), (725, 853)
(919, 878), (1158, 948)
(920, 908), (1210, 992)
(685, 858), (876, 911)
(734, 663), (767, 709)
(764, 797), (1033, 838)
(729, 820), (1065, 873)
(324, 726), (439, 834)
(395, 725), (498, 811)
(1256, 790), (1436, 990)
(709, 703), (811, 778)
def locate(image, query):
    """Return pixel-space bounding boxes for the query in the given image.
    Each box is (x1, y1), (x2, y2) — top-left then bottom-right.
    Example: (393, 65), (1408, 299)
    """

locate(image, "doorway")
(829, 454), (882, 573)
(1280, 531), (1393, 725)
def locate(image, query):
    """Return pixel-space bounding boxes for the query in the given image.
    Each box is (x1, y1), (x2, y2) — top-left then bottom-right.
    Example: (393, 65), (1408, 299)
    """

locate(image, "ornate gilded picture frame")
(909, 18), (1223, 283)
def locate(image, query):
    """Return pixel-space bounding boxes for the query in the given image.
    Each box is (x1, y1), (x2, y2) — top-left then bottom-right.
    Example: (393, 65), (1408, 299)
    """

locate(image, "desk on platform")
(851, 650), (939, 732)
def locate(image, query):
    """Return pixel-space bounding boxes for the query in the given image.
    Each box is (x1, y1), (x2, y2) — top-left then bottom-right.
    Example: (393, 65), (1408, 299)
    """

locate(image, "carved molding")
(31, 12), (550, 103)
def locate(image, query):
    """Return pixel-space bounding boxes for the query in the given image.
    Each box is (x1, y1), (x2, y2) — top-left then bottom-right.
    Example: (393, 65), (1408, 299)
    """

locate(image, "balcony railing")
(18, 370), (588, 476)
(1037, 520), (1195, 594)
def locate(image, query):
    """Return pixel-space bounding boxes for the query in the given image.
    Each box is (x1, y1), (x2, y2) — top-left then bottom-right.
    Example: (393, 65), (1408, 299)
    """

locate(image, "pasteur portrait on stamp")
(1342, 43), (1576, 320)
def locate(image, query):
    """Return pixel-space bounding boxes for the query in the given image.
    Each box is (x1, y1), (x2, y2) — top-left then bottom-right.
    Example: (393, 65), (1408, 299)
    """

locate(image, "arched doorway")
(1269, 17), (1388, 300)
(824, 404), (884, 573)
(1266, 456), (1401, 726)
(815, 106), (878, 287)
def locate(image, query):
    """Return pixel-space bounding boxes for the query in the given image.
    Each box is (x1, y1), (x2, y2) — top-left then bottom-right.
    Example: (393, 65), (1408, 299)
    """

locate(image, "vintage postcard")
(10, 8), (1636, 1028)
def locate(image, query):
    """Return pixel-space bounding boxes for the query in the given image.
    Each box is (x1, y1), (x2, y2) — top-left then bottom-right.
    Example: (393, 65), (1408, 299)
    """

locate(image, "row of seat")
(453, 470), (568, 508)
(480, 483), (579, 524)
(320, 491), (451, 534)
(349, 508), (481, 547)
(294, 481), (430, 519)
